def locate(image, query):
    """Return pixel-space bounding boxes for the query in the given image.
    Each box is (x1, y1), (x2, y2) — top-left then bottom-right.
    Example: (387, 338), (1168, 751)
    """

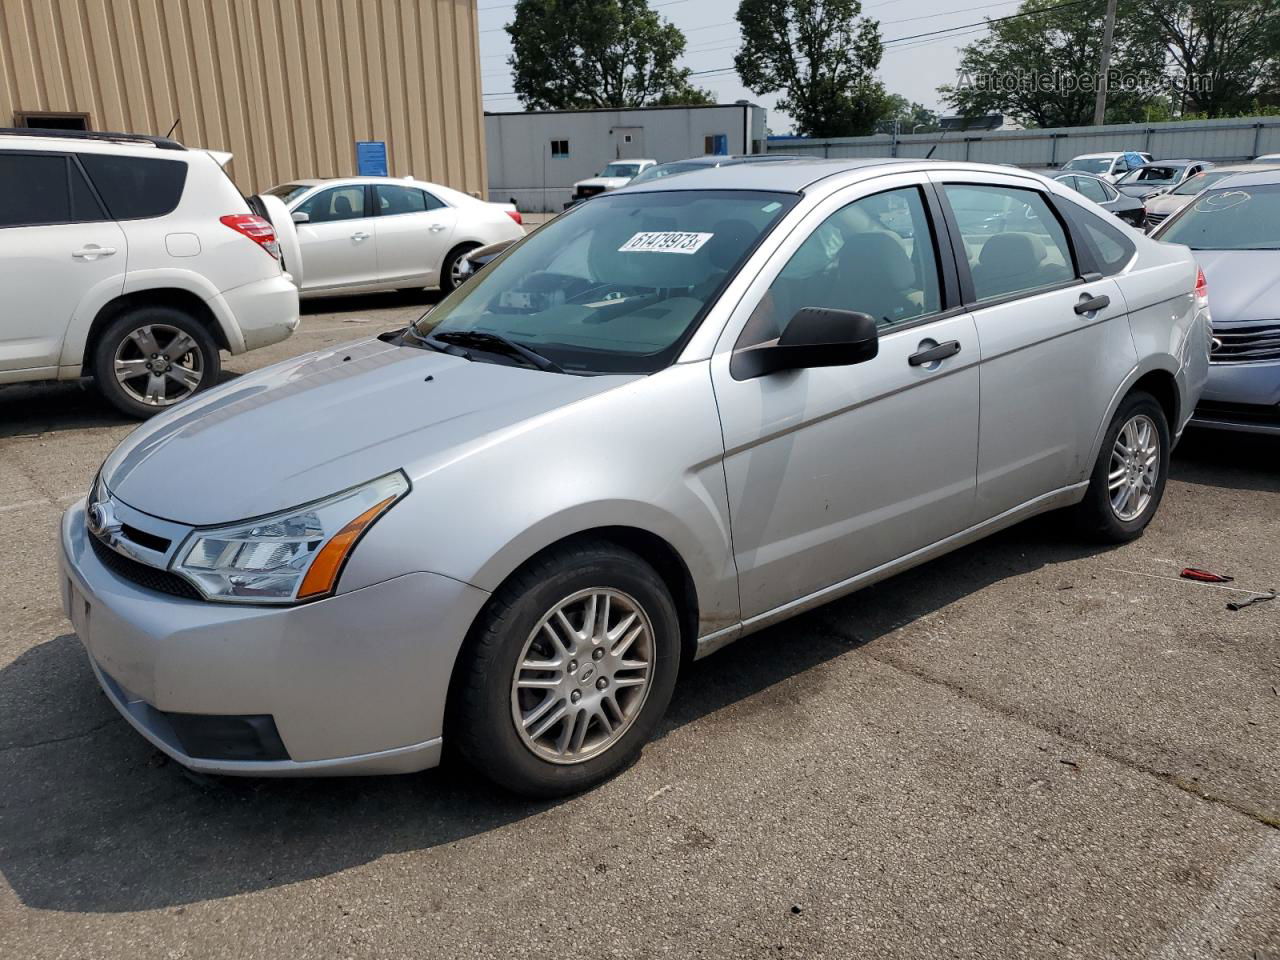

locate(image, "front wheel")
(92, 307), (220, 418)
(439, 244), (479, 295)
(449, 541), (681, 798)
(1073, 390), (1170, 542)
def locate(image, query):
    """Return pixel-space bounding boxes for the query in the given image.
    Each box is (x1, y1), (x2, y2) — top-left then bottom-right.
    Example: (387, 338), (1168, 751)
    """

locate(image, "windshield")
(628, 161), (713, 184)
(1118, 165), (1185, 185)
(601, 163), (642, 179)
(263, 182), (312, 203)
(1063, 157), (1111, 174)
(1171, 171), (1234, 196)
(1159, 184), (1280, 250)
(411, 190), (797, 374)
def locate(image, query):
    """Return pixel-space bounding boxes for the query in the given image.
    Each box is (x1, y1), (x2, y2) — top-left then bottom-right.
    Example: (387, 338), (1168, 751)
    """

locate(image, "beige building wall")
(0, 0), (487, 196)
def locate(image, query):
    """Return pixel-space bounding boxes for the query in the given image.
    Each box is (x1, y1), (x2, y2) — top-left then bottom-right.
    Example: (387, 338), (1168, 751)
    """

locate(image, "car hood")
(575, 177), (629, 190)
(1196, 250), (1280, 323)
(1145, 193), (1193, 215)
(102, 338), (636, 526)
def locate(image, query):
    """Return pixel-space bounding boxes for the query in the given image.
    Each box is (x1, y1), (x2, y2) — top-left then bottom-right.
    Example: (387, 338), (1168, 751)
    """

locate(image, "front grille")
(1210, 322), (1280, 364)
(1143, 212), (1169, 230)
(1195, 400), (1280, 426)
(90, 534), (203, 600)
(574, 185), (604, 200)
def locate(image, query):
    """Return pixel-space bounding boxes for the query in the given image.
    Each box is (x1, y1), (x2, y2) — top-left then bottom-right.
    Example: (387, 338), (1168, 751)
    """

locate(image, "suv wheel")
(93, 307), (220, 418)
(1074, 390), (1170, 542)
(450, 541), (680, 798)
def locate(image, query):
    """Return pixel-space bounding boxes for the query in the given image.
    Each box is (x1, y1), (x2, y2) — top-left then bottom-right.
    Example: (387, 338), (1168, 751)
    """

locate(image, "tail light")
(220, 214), (280, 259)
(1194, 267), (1208, 305)
(505, 209), (523, 225)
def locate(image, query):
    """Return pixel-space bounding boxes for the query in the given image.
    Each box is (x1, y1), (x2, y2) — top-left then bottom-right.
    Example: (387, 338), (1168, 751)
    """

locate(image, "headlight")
(173, 472), (409, 604)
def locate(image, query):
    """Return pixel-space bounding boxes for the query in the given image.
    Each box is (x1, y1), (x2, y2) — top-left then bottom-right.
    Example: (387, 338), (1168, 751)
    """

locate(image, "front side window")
(296, 185), (367, 223)
(78, 153), (187, 219)
(374, 184), (442, 215)
(1159, 184), (1280, 250)
(412, 190), (796, 374)
(739, 187), (941, 349)
(945, 184), (1075, 301)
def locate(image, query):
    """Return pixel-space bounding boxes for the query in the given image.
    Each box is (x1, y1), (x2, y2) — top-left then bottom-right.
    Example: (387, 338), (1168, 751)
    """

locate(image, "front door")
(710, 177), (981, 621)
(934, 176), (1136, 520)
(292, 184), (378, 292)
(0, 151), (126, 374)
(371, 183), (457, 288)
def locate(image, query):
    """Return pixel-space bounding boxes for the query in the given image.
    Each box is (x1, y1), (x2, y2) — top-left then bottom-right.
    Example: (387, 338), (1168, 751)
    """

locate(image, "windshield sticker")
(761, 201), (782, 213)
(619, 231), (713, 254)
(1195, 190), (1249, 212)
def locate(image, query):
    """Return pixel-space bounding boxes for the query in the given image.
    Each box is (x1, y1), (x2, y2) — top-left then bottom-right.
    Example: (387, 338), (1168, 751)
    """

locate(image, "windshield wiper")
(428, 330), (564, 373)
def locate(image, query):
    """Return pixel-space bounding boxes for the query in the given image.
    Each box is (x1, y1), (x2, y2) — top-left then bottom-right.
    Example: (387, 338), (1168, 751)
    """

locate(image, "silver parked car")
(1153, 168), (1280, 433)
(61, 159), (1208, 797)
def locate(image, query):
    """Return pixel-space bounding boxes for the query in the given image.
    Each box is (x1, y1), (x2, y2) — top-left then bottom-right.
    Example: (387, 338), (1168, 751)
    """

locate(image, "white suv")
(0, 129), (299, 417)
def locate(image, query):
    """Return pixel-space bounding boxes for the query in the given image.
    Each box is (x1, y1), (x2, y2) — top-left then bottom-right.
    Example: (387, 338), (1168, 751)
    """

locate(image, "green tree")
(734, 0), (887, 137)
(939, 0), (1166, 128)
(506, 0), (708, 109)
(1148, 0), (1280, 117)
(877, 94), (941, 133)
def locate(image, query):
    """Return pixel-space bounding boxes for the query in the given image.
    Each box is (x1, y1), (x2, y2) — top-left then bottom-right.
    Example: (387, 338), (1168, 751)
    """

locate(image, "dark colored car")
(1113, 160), (1214, 200)
(1053, 172), (1145, 227)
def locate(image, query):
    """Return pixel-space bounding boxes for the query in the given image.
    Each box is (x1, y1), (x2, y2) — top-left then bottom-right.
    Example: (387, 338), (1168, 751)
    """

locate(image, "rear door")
(291, 184), (377, 292)
(933, 174), (1136, 520)
(710, 174), (981, 619)
(0, 151), (126, 375)
(371, 183), (456, 288)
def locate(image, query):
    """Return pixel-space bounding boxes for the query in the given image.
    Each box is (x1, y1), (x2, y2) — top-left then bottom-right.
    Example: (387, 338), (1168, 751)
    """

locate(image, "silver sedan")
(62, 159), (1208, 796)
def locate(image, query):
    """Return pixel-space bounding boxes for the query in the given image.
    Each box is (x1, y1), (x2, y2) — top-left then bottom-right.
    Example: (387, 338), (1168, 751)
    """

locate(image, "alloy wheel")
(113, 323), (204, 407)
(1108, 413), (1160, 521)
(511, 588), (654, 764)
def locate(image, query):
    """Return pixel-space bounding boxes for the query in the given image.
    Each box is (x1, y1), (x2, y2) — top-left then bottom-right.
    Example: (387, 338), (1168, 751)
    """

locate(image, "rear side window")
(0, 154), (71, 226)
(944, 184), (1076, 302)
(79, 154), (188, 219)
(1061, 201), (1136, 275)
(374, 184), (444, 215)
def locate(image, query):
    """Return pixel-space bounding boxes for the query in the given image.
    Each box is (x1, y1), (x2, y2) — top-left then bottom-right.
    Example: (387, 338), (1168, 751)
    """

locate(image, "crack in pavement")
(1, 717), (117, 754)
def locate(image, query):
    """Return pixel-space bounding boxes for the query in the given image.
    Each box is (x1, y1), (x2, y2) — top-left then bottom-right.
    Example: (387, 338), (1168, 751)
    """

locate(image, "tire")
(450, 541), (681, 798)
(1074, 390), (1170, 542)
(439, 244), (479, 295)
(92, 306), (221, 419)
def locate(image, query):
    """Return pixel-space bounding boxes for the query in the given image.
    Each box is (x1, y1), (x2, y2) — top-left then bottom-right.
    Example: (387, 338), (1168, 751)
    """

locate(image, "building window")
(624, 134), (632, 144)
(550, 139), (569, 157)
(14, 111), (90, 131)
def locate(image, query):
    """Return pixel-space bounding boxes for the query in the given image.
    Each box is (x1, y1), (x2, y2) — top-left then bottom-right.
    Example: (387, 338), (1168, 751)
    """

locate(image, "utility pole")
(1093, 0), (1118, 125)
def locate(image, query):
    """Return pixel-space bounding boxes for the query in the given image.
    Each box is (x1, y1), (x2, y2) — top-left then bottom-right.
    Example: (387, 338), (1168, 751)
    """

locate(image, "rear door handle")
(908, 340), (961, 366)
(71, 245), (116, 260)
(1075, 293), (1110, 315)
(428, 223), (446, 233)
(351, 231), (370, 241)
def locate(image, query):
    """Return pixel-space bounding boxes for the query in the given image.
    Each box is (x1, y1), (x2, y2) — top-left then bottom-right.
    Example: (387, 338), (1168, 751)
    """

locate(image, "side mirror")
(291, 211), (310, 224)
(731, 307), (879, 380)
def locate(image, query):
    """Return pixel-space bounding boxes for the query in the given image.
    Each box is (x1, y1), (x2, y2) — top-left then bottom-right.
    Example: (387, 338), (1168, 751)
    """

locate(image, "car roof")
(0, 130), (194, 160)
(1133, 159), (1201, 166)
(620, 157), (927, 194)
(1205, 168), (1280, 189)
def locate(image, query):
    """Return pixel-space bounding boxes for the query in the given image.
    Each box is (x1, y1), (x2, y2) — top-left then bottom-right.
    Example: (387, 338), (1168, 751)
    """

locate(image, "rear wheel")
(1074, 391), (1170, 542)
(92, 307), (220, 418)
(450, 541), (680, 798)
(439, 244), (480, 295)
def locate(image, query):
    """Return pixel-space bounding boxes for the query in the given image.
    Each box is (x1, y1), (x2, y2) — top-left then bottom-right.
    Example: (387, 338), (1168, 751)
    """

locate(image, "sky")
(476, 0), (1027, 132)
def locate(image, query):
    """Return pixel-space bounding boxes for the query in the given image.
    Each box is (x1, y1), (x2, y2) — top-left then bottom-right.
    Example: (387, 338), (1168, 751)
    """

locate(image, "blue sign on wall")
(356, 140), (388, 176)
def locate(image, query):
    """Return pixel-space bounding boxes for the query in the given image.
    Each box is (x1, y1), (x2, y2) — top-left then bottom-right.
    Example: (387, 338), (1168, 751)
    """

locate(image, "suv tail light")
(220, 214), (280, 259)
(505, 209), (523, 226)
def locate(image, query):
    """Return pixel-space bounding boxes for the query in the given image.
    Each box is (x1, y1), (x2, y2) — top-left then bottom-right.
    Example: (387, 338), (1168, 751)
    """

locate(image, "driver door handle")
(908, 340), (961, 366)
(1075, 293), (1110, 315)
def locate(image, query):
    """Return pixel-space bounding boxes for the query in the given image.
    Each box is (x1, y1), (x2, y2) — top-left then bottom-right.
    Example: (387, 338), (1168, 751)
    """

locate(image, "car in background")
(63, 158), (1205, 798)
(265, 177), (524, 299)
(1113, 160), (1214, 199)
(454, 237), (518, 286)
(565, 159), (657, 207)
(1141, 163), (1279, 232)
(1061, 151), (1153, 182)
(1052, 172), (1145, 226)
(1152, 168), (1280, 434)
(625, 154), (801, 185)
(1250, 153), (1280, 164)
(0, 127), (299, 417)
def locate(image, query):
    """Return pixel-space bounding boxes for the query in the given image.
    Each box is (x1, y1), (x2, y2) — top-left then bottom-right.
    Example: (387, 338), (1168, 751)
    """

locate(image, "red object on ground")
(1180, 567), (1235, 583)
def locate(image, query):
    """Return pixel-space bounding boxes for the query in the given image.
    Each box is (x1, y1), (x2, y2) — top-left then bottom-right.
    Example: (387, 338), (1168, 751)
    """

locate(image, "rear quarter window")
(78, 154), (188, 220)
(1061, 199), (1136, 275)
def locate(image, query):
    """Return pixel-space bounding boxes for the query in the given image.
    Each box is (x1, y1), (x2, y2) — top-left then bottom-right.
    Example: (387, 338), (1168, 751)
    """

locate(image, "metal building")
(0, 0), (487, 196)
(486, 103), (768, 211)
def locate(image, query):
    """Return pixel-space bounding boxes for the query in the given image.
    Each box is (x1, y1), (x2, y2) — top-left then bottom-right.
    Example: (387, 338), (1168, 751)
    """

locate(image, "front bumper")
(60, 500), (490, 776)
(1190, 360), (1280, 435)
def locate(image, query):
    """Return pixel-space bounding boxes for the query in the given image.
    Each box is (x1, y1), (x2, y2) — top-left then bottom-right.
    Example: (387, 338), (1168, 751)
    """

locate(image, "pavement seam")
(0, 717), (117, 754)
(834, 635), (1280, 832)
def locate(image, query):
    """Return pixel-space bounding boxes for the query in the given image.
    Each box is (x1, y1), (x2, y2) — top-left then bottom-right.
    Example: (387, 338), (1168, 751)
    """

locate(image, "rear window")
(79, 153), (188, 219)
